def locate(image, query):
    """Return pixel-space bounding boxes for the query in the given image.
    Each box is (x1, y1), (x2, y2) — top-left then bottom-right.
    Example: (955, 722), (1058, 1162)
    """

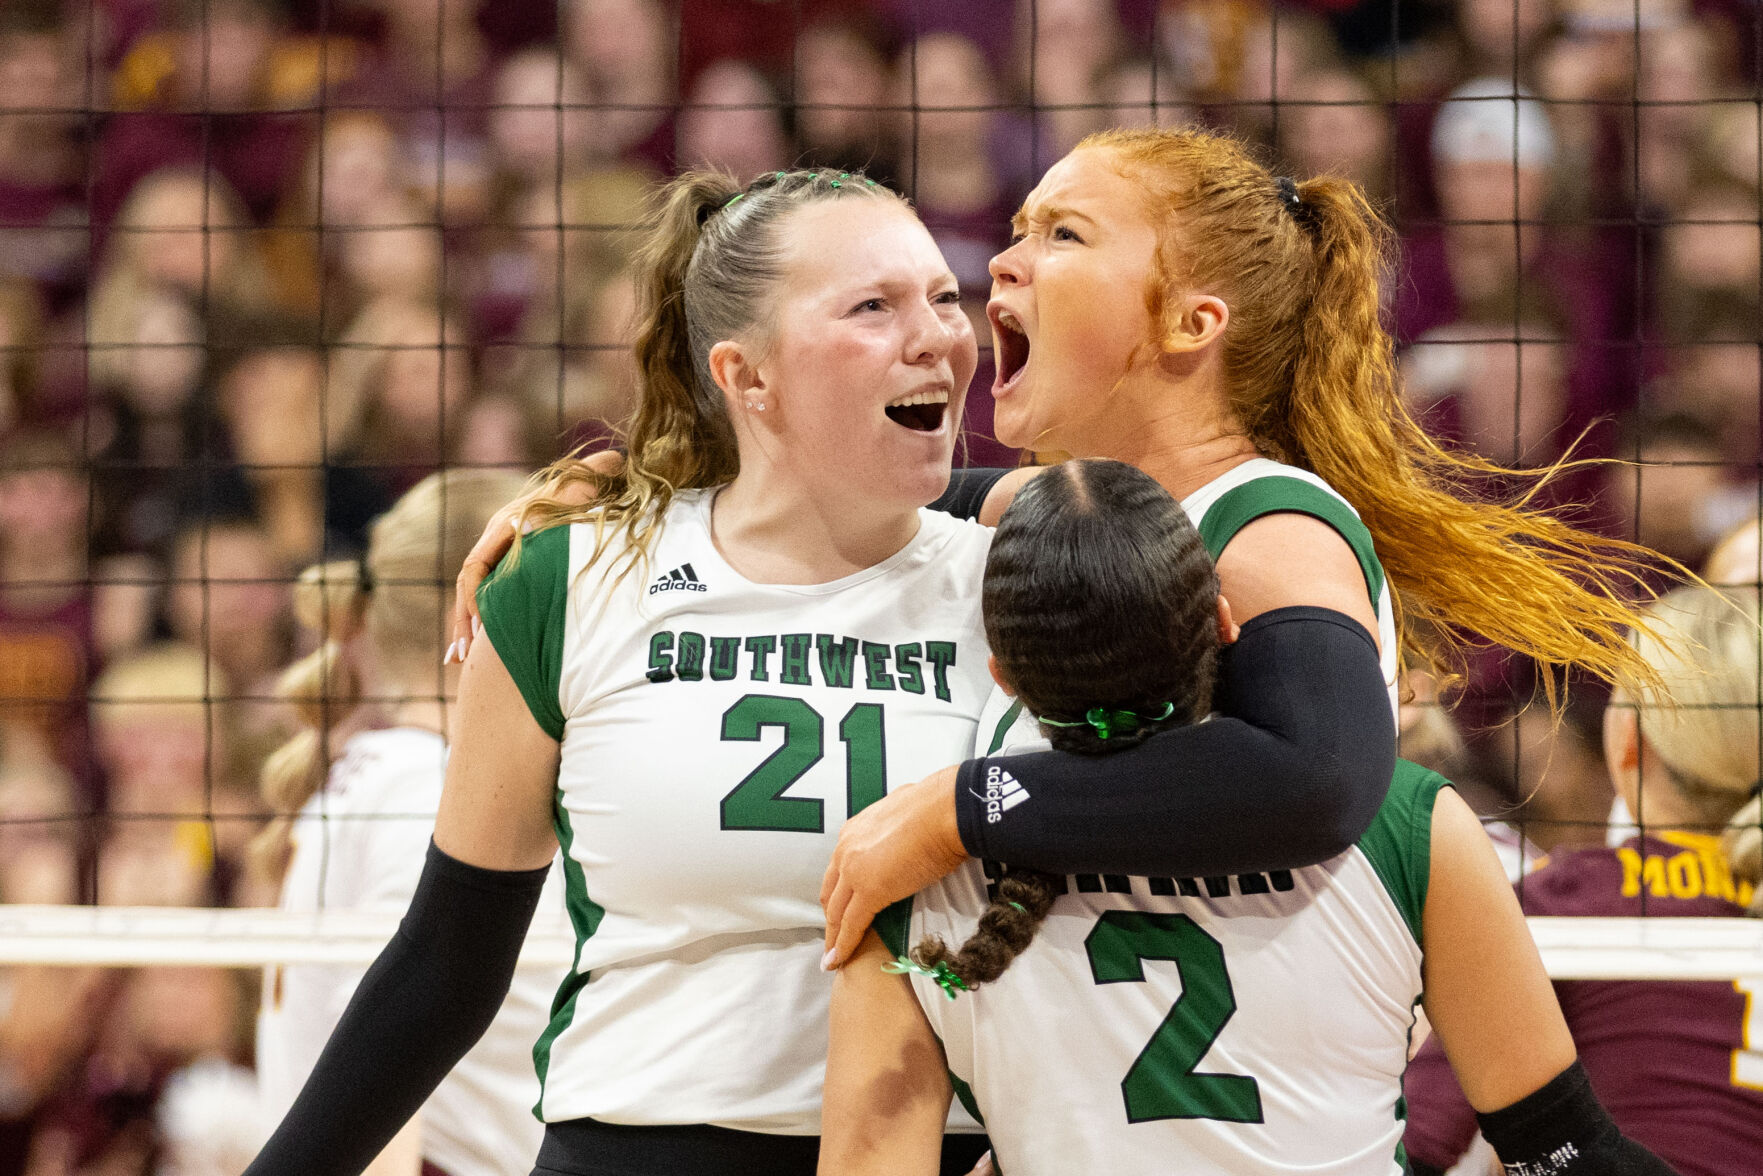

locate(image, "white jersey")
(923, 457), (1426, 1174)
(257, 727), (570, 1176)
(476, 489), (994, 1134)
(901, 761), (1440, 1176)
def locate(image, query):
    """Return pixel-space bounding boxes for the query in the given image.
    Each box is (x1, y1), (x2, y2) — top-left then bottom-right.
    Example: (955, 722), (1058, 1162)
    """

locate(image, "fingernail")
(821, 950), (838, 972)
(472, 616), (482, 636)
(447, 639), (463, 664)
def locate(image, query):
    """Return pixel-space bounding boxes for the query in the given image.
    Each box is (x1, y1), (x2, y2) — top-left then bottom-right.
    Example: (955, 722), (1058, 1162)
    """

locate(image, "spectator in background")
(211, 345), (331, 563)
(1405, 584), (1763, 1176)
(1009, 0), (1124, 156)
(327, 298), (474, 494)
(89, 642), (247, 905)
(163, 519), (291, 754)
(1095, 54), (1192, 131)
(487, 47), (596, 203)
(1277, 67), (1392, 201)
(1599, 414), (1749, 574)
(96, 166), (285, 321)
(1401, 321), (1572, 467)
(0, 5), (86, 303)
(565, 0), (676, 175)
(793, 18), (900, 183)
(99, 0), (313, 226)
(893, 33), (1022, 300)
(676, 59), (790, 180)
(334, 0), (496, 228)
(0, 431), (93, 789)
(84, 282), (206, 557)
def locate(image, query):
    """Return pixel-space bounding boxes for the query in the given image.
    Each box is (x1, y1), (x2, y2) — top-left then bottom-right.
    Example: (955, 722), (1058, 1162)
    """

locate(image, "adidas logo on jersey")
(981, 766), (1029, 824)
(649, 563), (708, 595)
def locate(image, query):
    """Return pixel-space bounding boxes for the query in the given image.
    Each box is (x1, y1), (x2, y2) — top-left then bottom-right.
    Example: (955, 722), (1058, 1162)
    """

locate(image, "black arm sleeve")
(244, 842), (550, 1176)
(1477, 1061), (1679, 1176)
(956, 606), (1395, 877)
(928, 467), (1010, 522)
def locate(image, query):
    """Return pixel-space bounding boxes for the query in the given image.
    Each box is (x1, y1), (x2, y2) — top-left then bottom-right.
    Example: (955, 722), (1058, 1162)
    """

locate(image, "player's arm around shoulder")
(1213, 512), (1380, 639)
(819, 930), (951, 1176)
(436, 626), (561, 871)
(1419, 787), (1576, 1112)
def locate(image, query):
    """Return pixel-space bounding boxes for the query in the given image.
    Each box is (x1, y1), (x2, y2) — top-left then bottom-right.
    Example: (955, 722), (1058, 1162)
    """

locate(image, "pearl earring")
(747, 400), (766, 413)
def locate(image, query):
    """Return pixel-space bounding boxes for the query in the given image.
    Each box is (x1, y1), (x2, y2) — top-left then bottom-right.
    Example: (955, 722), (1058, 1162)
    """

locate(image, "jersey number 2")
(719, 695), (886, 832)
(1085, 910), (1265, 1124)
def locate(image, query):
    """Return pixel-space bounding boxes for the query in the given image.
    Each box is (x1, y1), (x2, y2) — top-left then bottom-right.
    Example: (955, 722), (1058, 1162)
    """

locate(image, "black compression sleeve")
(957, 606), (1395, 877)
(1477, 1062), (1679, 1176)
(244, 842), (550, 1176)
(928, 467), (1009, 522)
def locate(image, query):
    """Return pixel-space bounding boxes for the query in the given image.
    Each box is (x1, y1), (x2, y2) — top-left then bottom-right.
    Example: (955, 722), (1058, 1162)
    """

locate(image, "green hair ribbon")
(1040, 701), (1176, 741)
(723, 192), (745, 208)
(883, 956), (973, 1001)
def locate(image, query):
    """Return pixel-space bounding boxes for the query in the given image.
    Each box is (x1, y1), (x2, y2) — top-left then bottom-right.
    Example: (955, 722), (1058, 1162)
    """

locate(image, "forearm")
(245, 843), (549, 1176)
(818, 932), (950, 1176)
(957, 607), (1395, 877)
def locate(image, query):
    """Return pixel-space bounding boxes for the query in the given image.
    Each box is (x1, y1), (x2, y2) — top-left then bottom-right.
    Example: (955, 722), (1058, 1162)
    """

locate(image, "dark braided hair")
(910, 459), (1222, 988)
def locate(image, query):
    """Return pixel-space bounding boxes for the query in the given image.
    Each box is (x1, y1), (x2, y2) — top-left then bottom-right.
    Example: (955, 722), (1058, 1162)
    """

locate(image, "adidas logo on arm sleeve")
(982, 767), (1029, 823)
(649, 563), (708, 595)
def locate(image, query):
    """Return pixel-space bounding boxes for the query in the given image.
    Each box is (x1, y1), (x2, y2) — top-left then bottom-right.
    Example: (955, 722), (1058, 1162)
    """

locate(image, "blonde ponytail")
(248, 562), (367, 881)
(251, 469), (528, 884)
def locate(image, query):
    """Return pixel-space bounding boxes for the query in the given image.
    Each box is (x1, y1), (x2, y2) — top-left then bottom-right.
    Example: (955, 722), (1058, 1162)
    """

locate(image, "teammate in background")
(1403, 585), (1763, 1176)
(245, 169), (994, 1176)
(253, 468), (567, 1176)
(452, 128), (1679, 978)
(820, 459), (1678, 1176)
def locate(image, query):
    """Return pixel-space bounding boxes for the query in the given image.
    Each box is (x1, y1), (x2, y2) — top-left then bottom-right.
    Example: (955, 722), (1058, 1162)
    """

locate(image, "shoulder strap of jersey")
(1197, 475), (1385, 609)
(1354, 759), (1446, 946)
(475, 524), (571, 740)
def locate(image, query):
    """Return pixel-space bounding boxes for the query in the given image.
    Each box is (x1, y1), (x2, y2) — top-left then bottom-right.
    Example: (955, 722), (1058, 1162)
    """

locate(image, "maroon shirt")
(1403, 834), (1763, 1176)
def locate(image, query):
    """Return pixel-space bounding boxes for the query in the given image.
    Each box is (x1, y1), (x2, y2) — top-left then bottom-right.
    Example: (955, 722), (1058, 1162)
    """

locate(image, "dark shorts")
(531, 1118), (991, 1176)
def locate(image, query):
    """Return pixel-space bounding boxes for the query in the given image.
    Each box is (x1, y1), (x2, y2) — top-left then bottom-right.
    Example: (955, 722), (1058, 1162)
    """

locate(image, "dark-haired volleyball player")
(821, 458), (1678, 1176)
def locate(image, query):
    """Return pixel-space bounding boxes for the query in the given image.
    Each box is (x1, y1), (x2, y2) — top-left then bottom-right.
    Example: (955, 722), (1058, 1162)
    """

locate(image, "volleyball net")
(0, 0), (1759, 1046)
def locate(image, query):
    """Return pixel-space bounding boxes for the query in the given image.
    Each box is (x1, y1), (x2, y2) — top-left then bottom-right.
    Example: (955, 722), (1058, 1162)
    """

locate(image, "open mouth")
(992, 307), (1030, 387)
(884, 390), (949, 432)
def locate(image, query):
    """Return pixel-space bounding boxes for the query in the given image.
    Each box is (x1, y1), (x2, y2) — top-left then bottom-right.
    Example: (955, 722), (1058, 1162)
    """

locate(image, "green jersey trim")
(1354, 760), (1443, 946)
(532, 791), (604, 1115)
(986, 700), (1024, 755)
(476, 524), (571, 741)
(1196, 476), (1385, 609)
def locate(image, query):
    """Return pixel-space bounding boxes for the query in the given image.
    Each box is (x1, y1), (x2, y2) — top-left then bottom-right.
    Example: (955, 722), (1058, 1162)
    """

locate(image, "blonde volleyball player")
(253, 468), (568, 1176)
(820, 459), (1678, 1176)
(245, 169), (994, 1176)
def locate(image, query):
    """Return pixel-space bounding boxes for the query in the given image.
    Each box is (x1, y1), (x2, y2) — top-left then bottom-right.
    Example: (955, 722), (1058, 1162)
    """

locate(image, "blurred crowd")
(0, 0), (1759, 1173)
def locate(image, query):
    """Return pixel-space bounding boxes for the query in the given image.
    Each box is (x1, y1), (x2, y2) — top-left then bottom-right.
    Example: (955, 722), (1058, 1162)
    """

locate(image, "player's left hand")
(820, 765), (967, 969)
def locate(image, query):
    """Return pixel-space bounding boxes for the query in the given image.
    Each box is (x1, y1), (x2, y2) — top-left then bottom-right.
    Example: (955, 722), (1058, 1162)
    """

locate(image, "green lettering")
(816, 634), (860, 689)
(924, 641), (957, 703)
(894, 643), (924, 694)
(646, 632), (675, 683)
(744, 634), (777, 682)
(862, 642), (895, 690)
(676, 632), (706, 681)
(708, 636), (741, 681)
(780, 633), (814, 686)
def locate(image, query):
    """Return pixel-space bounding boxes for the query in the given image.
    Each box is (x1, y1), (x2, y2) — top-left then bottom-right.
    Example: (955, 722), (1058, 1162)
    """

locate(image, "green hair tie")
(1006, 901), (1027, 914)
(723, 192), (744, 208)
(1040, 701), (1176, 741)
(829, 180), (841, 188)
(883, 956), (973, 1001)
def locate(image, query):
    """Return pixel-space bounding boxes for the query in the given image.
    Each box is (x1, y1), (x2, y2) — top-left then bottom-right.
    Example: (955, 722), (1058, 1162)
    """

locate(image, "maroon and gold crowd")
(0, 1), (1758, 1174)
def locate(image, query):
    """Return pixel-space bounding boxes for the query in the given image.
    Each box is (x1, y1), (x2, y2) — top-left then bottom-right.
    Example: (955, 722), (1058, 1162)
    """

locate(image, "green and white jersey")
(973, 455), (1399, 762)
(476, 488), (994, 1135)
(895, 760), (1442, 1176)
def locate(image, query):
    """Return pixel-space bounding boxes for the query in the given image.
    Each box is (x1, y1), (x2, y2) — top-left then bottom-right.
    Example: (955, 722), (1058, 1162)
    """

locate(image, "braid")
(909, 869), (1063, 986)
(904, 459), (1222, 992)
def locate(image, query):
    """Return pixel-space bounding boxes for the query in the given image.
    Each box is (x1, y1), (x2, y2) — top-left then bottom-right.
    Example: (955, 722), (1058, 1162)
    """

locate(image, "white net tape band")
(0, 907), (1758, 978)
